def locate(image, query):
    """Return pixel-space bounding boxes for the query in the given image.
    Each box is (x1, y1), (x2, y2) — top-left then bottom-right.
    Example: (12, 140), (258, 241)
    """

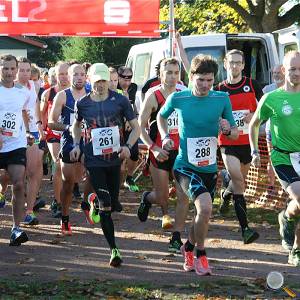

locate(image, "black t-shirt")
(117, 82), (137, 105)
(75, 90), (135, 168)
(141, 76), (160, 95)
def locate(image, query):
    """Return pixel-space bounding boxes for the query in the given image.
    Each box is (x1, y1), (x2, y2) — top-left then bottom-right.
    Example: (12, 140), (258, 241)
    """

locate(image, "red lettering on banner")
(0, 0), (160, 37)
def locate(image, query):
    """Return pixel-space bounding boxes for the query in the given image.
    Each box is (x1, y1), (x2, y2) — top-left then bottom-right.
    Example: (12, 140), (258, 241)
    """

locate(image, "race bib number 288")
(187, 137), (217, 167)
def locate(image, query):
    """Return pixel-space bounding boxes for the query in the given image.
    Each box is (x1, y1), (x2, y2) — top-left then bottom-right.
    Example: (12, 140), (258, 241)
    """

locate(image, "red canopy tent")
(0, 0), (160, 37)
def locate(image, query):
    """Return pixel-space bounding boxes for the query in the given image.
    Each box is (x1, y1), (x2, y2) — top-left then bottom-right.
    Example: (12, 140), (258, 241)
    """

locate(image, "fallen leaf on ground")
(22, 272), (33, 276)
(135, 255), (147, 260)
(55, 268), (67, 272)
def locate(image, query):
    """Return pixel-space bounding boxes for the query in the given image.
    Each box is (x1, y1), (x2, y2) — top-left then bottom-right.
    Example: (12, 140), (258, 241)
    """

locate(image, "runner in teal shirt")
(160, 89), (236, 173)
(157, 54), (238, 276)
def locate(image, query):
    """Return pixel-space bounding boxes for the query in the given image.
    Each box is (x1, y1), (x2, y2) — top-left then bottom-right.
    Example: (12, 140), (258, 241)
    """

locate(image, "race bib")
(167, 111), (178, 134)
(187, 137), (217, 167)
(0, 111), (22, 137)
(91, 126), (120, 156)
(232, 109), (249, 135)
(290, 152), (300, 176)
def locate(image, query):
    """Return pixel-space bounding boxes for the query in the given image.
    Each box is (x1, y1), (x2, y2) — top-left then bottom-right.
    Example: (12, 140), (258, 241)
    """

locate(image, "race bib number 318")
(187, 137), (217, 167)
(91, 126), (120, 156)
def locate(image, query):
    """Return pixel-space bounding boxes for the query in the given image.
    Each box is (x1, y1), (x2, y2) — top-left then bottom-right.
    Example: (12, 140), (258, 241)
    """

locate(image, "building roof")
(9, 36), (47, 49)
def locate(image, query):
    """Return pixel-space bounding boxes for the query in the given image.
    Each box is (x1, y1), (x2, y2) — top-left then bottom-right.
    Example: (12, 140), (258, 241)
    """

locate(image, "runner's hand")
(251, 153), (261, 168)
(219, 118), (231, 135)
(70, 146), (80, 162)
(118, 146), (131, 160)
(151, 145), (169, 162)
(162, 137), (174, 151)
(26, 132), (35, 146)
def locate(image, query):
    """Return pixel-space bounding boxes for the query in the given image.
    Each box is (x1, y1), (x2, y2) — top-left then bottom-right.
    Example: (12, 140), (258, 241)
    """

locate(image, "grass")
(2, 277), (297, 299)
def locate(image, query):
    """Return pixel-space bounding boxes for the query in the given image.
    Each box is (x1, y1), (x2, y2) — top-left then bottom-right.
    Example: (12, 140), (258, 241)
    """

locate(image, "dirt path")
(0, 178), (299, 295)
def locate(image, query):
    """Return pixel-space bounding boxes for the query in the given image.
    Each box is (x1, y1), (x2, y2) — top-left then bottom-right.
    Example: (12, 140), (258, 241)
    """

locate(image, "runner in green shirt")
(249, 50), (300, 267)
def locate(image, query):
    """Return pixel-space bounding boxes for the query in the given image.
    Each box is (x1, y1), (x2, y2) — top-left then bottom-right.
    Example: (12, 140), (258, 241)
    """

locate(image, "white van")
(126, 33), (279, 103)
(275, 25), (300, 62)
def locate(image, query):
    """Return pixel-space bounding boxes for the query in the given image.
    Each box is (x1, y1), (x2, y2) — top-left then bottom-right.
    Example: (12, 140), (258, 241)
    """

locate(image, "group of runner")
(0, 47), (299, 274)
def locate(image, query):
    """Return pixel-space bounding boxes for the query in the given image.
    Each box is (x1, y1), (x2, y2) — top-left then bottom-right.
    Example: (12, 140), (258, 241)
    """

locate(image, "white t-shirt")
(0, 83), (30, 153)
(26, 80), (38, 132)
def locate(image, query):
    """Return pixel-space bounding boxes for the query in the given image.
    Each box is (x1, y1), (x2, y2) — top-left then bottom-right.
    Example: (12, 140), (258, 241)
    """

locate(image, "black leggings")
(87, 165), (121, 209)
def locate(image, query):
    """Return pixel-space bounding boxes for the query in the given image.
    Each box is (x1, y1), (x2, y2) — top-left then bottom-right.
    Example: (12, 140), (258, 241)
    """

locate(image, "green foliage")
(160, 1), (249, 35)
(61, 37), (146, 66)
(28, 37), (64, 68)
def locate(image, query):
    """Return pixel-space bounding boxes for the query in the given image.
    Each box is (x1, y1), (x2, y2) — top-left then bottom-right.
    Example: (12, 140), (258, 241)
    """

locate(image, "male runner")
(117, 66), (140, 192)
(157, 54), (238, 275)
(250, 51), (300, 266)
(70, 63), (140, 267)
(16, 57), (44, 225)
(138, 58), (188, 245)
(216, 49), (262, 244)
(40, 61), (70, 217)
(0, 54), (30, 245)
(48, 64), (87, 235)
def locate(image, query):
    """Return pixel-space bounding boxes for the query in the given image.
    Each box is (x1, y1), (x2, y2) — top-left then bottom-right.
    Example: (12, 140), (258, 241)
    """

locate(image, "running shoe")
(24, 213), (39, 225)
(61, 221), (72, 236)
(73, 183), (82, 199)
(219, 190), (231, 216)
(0, 193), (5, 208)
(278, 210), (295, 250)
(180, 245), (194, 272)
(137, 191), (152, 222)
(81, 201), (94, 225)
(53, 203), (62, 218)
(242, 227), (260, 244)
(194, 255), (212, 276)
(124, 176), (139, 192)
(162, 215), (173, 230)
(288, 248), (300, 266)
(168, 239), (183, 254)
(33, 197), (46, 212)
(9, 227), (28, 246)
(88, 193), (100, 224)
(220, 169), (230, 189)
(109, 248), (123, 267)
(50, 199), (58, 214)
(111, 201), (123, 212)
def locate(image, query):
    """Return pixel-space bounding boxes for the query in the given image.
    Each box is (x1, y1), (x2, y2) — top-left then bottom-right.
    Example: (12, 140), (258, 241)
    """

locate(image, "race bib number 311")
(187, 137), (217, 167)
(0, 111), (22, 137)
(91, 126), (120, 156)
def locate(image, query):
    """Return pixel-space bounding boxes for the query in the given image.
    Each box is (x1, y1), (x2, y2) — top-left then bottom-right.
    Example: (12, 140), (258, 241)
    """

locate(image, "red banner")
(0, 0), (160, 37)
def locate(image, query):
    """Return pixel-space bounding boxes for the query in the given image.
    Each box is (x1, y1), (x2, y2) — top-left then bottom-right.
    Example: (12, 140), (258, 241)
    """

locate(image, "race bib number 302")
(232, 109), (250, 135)
(91, 126), (120, 156)
(0, 111), (22, 137)
(187, 137), (217, 167)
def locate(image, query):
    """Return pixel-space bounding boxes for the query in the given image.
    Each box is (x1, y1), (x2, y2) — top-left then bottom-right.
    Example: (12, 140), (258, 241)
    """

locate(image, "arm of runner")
(35, 96), (45, 140)
(40, 89), (49, 130)
(70, 118), (82, 162)
(138, 92), (158, 147)
(0, 131), (3, 150)
(249, 111), (262, 167)
(221, 95), (238, 140)
(175, 32), (190, 74)
(139, 92), (169, 160)
(48, 91), (67, 131)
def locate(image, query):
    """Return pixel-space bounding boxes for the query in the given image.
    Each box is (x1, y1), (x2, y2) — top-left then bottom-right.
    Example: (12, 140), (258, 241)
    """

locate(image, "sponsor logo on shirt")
(282, 104), (293, 116)
(243, 85), (250, 92)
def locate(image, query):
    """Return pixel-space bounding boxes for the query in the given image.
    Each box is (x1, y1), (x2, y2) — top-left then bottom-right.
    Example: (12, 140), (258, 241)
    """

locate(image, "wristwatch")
(251, 149), (259, 156)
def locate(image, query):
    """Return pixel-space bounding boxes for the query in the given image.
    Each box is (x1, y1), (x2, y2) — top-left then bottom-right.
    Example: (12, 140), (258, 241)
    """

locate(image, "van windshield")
(185, 46), (226, 84)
